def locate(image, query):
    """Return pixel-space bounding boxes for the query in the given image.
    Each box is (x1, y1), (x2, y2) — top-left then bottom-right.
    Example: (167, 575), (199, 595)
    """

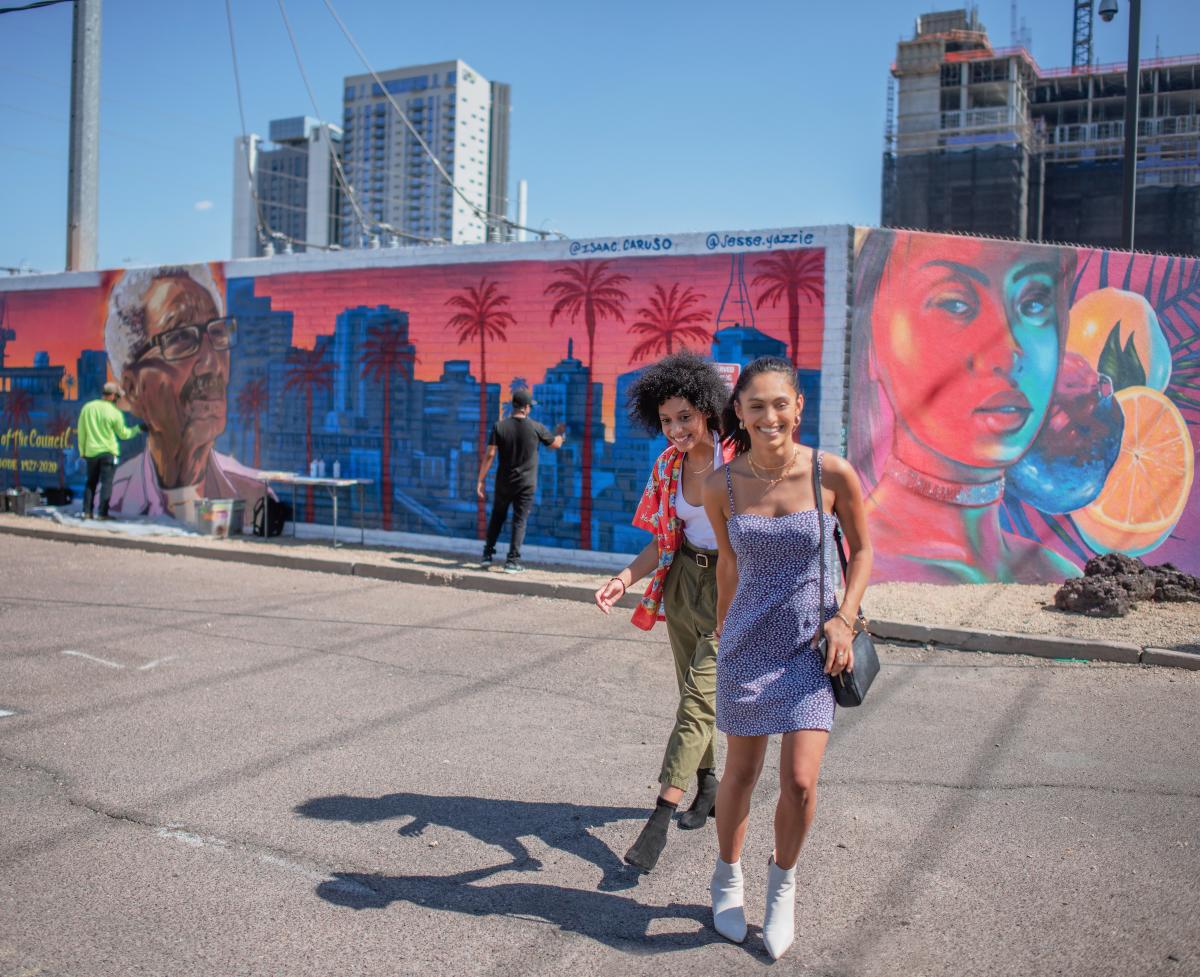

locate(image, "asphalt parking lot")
(1, 534), (1197, 977)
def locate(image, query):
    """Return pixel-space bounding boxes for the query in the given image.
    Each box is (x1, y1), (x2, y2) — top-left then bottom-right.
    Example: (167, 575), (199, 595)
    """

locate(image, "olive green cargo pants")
(658, 541), (719, 791)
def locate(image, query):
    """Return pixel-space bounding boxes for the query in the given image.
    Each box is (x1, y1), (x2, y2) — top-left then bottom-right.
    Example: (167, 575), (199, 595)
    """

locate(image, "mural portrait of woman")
(850, 229), (1083, 583)
(850, 228), (1198, 585)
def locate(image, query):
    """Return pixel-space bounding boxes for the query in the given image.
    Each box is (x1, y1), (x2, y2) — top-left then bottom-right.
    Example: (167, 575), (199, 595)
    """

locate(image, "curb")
(2, 520), (1194, 669)
(869, 620), (1143, 665)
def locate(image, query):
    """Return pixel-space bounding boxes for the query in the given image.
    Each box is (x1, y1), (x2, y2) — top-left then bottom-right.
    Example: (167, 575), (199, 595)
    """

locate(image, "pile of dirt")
(1054, 554), (1200, 618)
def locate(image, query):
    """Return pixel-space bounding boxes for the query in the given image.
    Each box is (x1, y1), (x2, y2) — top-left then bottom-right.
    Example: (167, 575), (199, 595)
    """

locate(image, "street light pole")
(1119, 0), (1142, 251)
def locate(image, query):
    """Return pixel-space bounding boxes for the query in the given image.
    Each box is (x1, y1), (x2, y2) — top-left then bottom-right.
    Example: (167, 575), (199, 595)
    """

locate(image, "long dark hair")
(720, 356), (801, 455)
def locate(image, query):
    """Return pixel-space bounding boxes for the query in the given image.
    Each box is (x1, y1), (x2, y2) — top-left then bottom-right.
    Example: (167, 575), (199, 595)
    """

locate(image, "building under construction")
(882, 8), (1200, 255)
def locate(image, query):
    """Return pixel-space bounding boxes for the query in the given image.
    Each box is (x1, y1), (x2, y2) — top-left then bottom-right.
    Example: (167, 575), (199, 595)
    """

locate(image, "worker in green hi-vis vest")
(76, 382), (145, 520)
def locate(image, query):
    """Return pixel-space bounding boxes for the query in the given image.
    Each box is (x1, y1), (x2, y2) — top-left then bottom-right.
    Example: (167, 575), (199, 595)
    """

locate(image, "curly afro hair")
(626, 350), (729, 435)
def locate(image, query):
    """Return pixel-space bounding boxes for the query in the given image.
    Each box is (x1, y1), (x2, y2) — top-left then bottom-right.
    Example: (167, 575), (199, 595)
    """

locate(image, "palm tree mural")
(360, 321), (416, 531)
(3, 390), (33, 489)
(445, 278), (516, 537)
(284, 348), (334, 519)
(544, 260), (630, 549)
(236, 376), (269, 469)
(47, 411), (72, 489)
(627, 283), (712, 363)
(751, 249), (824, 366)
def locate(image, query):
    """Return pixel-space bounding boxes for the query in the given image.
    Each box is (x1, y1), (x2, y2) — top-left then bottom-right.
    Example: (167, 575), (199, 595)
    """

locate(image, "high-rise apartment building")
(883, 9), (1200, 255)
(340, 60), (511, 246)
(232, 117), (343, 258)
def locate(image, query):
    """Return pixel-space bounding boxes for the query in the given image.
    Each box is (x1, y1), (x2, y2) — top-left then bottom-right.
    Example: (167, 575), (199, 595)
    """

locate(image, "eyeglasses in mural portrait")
(104, 263), (269, 519)
(849, 228), (1198, 583)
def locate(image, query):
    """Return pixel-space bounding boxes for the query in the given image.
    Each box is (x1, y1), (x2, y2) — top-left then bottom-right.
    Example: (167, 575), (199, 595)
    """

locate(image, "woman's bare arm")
(825, 455), (873, 622)
(594, 540), (658, 613)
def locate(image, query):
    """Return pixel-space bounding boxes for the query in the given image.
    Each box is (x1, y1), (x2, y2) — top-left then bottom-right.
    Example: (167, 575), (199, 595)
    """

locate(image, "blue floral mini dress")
(716, 453), (837, 736)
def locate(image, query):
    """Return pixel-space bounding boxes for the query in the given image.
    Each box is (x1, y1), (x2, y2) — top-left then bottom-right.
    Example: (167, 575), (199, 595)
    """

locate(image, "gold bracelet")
(835, 611), (857, 633)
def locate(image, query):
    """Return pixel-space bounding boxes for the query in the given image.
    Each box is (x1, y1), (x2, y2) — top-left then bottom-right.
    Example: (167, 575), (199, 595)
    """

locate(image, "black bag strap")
(813, 447), (868, 631)
(814, 447), (827, 647)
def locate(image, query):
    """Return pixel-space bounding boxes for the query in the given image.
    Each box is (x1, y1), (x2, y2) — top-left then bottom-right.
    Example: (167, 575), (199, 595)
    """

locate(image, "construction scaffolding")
(883, 8), (1200, 255)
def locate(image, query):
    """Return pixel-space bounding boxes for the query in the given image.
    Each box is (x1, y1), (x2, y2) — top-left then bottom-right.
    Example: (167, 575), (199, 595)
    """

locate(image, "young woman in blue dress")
(701, 356), (873, 960)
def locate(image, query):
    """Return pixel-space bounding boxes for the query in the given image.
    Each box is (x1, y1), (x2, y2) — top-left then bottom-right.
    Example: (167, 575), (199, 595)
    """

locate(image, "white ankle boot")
(710, 857), (747, 943)
(762, 855), (796, 960)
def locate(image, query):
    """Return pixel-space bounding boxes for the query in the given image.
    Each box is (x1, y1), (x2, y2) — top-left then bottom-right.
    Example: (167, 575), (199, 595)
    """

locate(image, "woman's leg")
(773, 730), (829, 869)
(716, 734), (768, 864)
(761, 730), (826, 960)
(657, 555), (712, 805)
(624, 560), (690, 871)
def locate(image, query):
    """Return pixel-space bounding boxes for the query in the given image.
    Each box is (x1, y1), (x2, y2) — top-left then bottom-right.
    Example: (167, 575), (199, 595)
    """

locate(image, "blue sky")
(1, 0), (1196, 272)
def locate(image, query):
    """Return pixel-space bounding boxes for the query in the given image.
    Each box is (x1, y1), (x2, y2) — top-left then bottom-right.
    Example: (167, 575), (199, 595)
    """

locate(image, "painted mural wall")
(848, 228), (1198, 581)
(0, 227), (846, 555)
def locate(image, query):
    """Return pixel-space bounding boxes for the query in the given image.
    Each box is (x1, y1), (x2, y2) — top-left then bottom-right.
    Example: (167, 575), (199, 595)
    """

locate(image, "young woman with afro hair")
(594, 350), (733, 874)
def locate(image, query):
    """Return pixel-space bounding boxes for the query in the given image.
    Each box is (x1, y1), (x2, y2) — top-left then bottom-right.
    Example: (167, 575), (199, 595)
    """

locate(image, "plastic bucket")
(196, 498), (245, 538)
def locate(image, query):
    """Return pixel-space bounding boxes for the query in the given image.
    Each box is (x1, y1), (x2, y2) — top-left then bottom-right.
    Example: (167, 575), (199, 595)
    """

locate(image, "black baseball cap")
(512, 388), (536, 408)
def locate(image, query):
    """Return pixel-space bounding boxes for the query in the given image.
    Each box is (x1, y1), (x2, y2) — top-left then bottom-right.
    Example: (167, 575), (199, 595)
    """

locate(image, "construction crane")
(1073, 0), (1095, 69)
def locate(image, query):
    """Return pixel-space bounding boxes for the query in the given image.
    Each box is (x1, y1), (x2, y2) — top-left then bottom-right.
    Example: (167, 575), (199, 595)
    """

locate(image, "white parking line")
(0, 709), (15, 718)
(138, 656), (177, 671)
(61, 650), (124, 669)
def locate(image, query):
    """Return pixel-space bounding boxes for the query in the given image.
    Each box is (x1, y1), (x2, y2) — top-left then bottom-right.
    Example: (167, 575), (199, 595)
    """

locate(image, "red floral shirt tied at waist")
(630, 436), (732, 631)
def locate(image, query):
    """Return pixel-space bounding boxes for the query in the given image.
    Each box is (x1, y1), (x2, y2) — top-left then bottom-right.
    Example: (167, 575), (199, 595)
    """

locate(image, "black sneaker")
(479, 552), (494, 568)
(503, 560), (526, 574)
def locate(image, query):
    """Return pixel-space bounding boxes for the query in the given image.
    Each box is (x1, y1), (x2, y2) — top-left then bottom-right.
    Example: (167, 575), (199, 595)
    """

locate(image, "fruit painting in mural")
(850, 230), (1200, 583)
(1009, 258), (1196, 560)
(1006, 351), (1125, 513)
(1071, 385), (1193, 556)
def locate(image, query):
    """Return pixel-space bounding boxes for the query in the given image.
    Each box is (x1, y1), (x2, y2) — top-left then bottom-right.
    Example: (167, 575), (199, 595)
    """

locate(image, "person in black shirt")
(476, 387), (565, 572)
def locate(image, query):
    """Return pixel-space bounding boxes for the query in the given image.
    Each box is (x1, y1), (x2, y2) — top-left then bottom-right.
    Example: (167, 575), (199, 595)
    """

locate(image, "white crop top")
(676, 477), (718, 549)
(676, 436), (720, 552)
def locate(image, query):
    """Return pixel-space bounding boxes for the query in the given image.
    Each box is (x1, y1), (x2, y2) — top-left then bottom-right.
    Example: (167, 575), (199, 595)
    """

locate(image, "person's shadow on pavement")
(316, 863), (720, 954)
(294, 791), (648, 891)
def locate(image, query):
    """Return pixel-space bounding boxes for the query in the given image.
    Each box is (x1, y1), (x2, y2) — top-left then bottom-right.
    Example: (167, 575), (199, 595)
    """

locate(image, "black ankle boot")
(677, 769), (719, 830)
(624, 798), (676, 873)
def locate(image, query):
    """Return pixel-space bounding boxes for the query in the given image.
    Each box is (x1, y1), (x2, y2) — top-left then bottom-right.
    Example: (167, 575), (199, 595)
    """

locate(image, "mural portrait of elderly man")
(105, 263), (266, 521)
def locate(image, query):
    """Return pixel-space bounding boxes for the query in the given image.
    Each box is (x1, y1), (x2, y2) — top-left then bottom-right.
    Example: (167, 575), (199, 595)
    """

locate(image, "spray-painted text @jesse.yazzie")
(705, 231), (816, 250)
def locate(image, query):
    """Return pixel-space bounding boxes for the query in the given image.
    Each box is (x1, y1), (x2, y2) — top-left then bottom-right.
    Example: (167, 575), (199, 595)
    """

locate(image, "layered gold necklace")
(747, 445), (799, 489)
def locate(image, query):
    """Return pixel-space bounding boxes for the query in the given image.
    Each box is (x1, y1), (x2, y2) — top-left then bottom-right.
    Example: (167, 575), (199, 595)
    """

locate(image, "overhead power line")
(319, 0), (566, 241)
(224, 0), (331, 254)
(0, 0), (73, 15)
(275, 0), (439, 247)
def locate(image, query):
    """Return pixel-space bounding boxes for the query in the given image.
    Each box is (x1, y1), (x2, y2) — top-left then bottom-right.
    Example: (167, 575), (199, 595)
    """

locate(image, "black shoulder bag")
(813, 447), (879, 707)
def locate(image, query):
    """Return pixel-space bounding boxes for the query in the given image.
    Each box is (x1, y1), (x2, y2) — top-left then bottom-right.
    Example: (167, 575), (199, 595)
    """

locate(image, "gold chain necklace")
(748, 445), (798, 488)
(683, 439), (715, 476)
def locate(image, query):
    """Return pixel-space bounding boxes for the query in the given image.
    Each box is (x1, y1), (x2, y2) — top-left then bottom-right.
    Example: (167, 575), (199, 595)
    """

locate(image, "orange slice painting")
(1073, 386), (1195, 556)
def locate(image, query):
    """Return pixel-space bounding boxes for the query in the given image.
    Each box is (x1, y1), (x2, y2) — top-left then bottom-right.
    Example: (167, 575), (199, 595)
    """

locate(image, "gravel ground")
(867, 581), (1200, 652)
(4, 513), (1198, 653)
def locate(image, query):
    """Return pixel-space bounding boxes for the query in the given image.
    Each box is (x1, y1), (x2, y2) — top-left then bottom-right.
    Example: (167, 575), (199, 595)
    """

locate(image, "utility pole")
(1119, 0), (1142, 251)
(66, 0), (101, 271)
